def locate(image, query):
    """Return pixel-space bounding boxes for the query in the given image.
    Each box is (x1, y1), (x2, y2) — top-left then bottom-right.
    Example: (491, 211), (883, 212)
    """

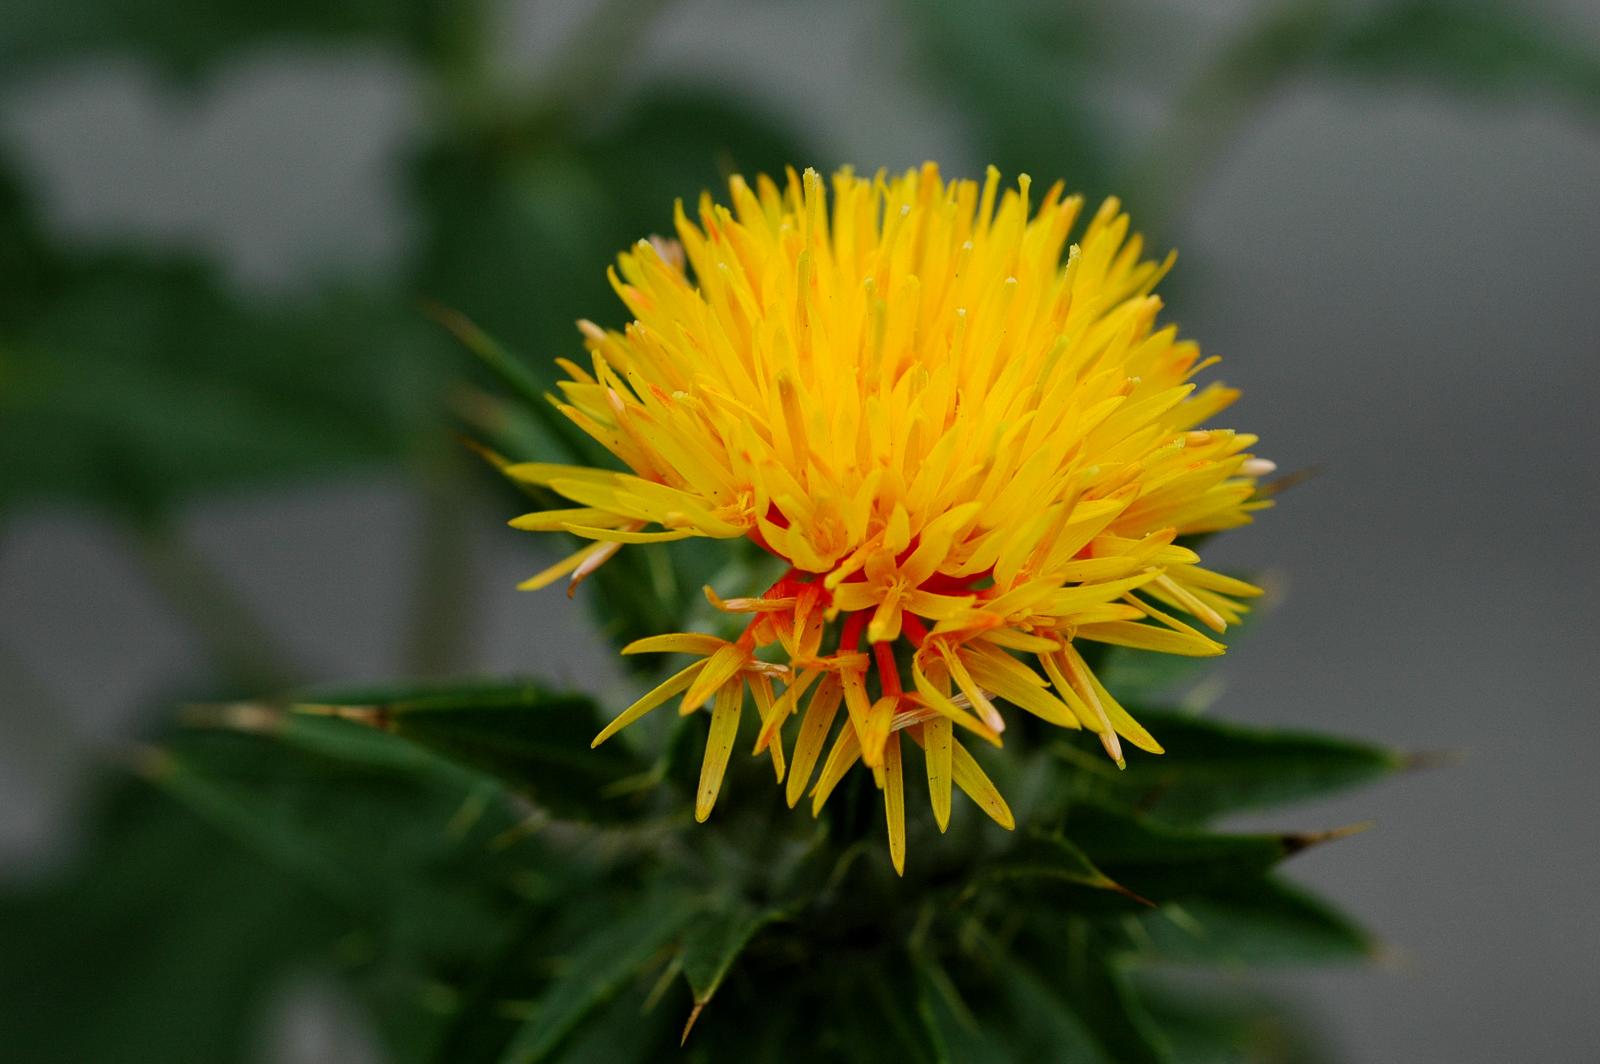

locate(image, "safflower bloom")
(507, 163), (1269, 871)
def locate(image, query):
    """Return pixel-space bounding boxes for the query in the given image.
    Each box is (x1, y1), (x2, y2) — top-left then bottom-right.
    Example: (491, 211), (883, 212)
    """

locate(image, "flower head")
(507, 163), (1268, 871)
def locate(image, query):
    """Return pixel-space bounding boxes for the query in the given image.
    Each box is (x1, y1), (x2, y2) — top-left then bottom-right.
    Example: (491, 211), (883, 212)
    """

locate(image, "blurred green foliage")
(1, 679), (1399, 1063)
(2, 0), (1596, 1060)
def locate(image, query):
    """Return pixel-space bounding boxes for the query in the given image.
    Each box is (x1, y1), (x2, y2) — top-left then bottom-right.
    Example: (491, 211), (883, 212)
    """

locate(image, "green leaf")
(0, 777), (339, 1064)
(542, 976), (678, 1064)
(1053, 801), (1357, 904)
(679, 899), (788, 1015)
(0, 710), (544, 1064)
(498, 892), (698, 1064)
(822, 957), (947, 1064)
(285, 680), (651, 822)
(916, 948), (1108, 1064)
(1055, 952), (1169, 1064)
(977, 828), (1151, 909)
(1055, 709), (1403, 825)
(1135, 979), (1339, 1064)
(1122, 876), (1375, 967)
(151, 721), (540, 959)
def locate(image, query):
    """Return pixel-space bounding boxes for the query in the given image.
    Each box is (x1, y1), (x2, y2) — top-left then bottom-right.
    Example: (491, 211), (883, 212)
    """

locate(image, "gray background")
(2, 0), (1598, 1060)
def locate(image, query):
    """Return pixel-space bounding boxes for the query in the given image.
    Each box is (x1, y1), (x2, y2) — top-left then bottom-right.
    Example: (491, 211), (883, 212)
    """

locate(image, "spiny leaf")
(977, 828), (1152, 909)
(1135, 979), (1340, 1064)
(677, 899), (789, 1042)
(1055, 708), (1404, 824)
(1056, 952), (1170, 1064)
(145, 723), (538, 953)
(1054, 801), (1365, 904)
(915, 946), (1108, 1064)
(1118, 876), (1377, 967)
(285, 680), (649, 822)
(498, 893), (698, 1064)
(0, 775), (338, 1064)
(0, 716), (542, 1064)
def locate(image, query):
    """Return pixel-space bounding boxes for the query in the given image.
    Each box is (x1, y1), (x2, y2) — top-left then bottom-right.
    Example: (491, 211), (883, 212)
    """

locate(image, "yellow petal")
(910, 655), (1001, 747)
(840, 666), (874, 749)
(508, 507), (620, 531)
(695, 679), (745, 822)
(592, 659), (707, 747)
(862, 695), (896, 767)
(951, 739), (1014, 830)
(924, 715), (953, 832)
(746, 673), (787, 782)
(682, 643), (751, 714)
(517, 542), (610, 591)
(1073, 620), (1224, 657)
(883, 732), (906, 875)
(1062, 642), (1164, 756)
(561, 524), (699, 544)
(786, 675), (844, 808)
(936, 642), (1004, 735)
(755, 667), (821, 754)
(622, 633), (726, 657)
(810, 721), (862, 816)
(962, 646), (1079, 729)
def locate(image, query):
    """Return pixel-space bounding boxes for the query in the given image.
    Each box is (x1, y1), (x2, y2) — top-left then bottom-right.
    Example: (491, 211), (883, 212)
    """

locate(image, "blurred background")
(2, 0), (1597, 1060)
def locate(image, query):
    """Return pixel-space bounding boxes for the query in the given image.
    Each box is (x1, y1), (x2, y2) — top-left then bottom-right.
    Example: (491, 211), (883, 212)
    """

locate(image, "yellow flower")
(506, 163), (1269, 872)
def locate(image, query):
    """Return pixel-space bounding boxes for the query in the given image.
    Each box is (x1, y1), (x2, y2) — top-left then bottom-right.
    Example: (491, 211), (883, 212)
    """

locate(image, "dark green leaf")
(916, 948), (1108, 1064)
(679, 898), (788, 1009)
(1054, 801), (1355, 903)
(0, 161), (62, 332)
(498, 892), (698, 1064)
(286, 680), (650, 822)
(977, 828), (1151, 910)
(1058, 953), (1169, 1064)
(1117, 876), (1375, 967)
(153, 721), (539, 958)
(544, 975), (678, 1064)
(1136, 978), (1340, 1064)
(414, 91), (811, 387)
(1055, 709), (1403, 825)
(822, 958), (946, 1064)
(0, 710), (543, 1064)
(0, 776), (337, 1064)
